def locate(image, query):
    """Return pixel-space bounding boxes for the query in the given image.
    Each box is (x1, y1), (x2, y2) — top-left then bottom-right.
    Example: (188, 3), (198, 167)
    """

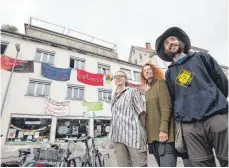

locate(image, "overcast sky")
(0, 0), (228, 66)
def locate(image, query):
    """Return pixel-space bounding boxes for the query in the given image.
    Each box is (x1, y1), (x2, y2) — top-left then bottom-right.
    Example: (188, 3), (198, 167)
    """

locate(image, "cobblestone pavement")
(0, 138), (220, 167)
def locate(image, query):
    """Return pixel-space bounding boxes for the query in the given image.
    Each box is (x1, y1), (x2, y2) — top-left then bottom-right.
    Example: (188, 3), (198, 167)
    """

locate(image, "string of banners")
(1, 55), (143, 91)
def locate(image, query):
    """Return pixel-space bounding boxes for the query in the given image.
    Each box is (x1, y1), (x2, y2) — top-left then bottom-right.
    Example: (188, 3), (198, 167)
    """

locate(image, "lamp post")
(1, 44), (20, 116)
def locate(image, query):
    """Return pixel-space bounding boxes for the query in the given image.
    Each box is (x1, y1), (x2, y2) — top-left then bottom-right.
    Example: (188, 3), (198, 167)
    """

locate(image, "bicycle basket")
(33, 148), (65, 162)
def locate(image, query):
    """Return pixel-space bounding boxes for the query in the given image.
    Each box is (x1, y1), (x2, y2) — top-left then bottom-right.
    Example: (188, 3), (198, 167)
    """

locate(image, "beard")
(166, 41), (185, 58)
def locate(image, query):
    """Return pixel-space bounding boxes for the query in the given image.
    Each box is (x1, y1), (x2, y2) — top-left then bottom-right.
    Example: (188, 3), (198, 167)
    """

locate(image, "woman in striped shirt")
(109, 70), (147, 167)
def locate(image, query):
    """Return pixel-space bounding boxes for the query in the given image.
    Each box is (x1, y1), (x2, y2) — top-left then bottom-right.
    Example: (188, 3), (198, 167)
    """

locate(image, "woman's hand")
(145, 84), (150, 91)
(159, 131), (168, 142)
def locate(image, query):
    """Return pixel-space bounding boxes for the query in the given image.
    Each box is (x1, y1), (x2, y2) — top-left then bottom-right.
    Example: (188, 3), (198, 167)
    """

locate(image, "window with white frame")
(27, 79), (51, 96)
(1, 41), (9, 54)
(120, 68), (132, 80)
(134, 71), (141, 82)
(98, 89), (112, 102)
(35, 49), (55, 64)
(98, 63), (110, 74)
(67, 85), (84, 100)
(69, 57), (85, 69)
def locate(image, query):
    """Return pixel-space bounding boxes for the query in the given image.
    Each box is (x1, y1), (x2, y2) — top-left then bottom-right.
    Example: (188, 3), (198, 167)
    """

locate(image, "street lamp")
(1, 44), (20, 116)
(15, 44), (20, 52)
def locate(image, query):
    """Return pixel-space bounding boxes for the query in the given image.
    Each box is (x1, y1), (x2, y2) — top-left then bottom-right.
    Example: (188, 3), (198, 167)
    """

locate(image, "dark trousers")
(148, 142), (177, 167)
(182, 113), (228, 167)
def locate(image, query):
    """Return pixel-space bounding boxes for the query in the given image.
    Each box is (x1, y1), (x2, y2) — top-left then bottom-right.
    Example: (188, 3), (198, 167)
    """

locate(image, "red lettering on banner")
(77, 69), (104, 86)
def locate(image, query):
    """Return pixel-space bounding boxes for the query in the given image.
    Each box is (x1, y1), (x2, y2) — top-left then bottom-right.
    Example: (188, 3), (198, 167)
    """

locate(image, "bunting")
(41, 63), (71, 81)
(77, 69), (104, 86)
(0, 55), (34, 73)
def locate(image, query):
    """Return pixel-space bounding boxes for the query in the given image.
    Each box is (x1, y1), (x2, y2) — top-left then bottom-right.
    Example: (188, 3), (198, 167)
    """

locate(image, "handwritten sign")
(44, 97), (70, 116)
(41, 63), (71, 81)
(82, 101), (103, 111)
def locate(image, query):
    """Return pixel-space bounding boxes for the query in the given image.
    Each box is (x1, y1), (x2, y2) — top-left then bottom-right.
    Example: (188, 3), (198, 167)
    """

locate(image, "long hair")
(140, 62), (164, 86)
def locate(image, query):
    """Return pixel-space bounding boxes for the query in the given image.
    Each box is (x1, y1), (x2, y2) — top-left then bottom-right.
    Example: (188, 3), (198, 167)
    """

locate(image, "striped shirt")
(109, 87), (146, 149)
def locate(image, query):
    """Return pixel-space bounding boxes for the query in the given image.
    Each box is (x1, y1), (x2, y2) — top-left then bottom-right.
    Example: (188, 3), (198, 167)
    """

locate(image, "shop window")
(6, 116), (52, 144)
(55, 119), (89, 139)
(94, 119), (111, 137)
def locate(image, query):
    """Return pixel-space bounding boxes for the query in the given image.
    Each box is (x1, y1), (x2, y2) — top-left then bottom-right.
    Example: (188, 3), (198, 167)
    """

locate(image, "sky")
(0, 0), (228, 66)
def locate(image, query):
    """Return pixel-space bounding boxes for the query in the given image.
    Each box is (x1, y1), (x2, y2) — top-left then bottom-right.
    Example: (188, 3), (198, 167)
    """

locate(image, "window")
(6, 115), (52, 144)
(120, 68), (132, 80)
(69, 57), (85, 69)
(98, 89), (112, 102)
(134, 59), (137, 64)
(94, 119), (111, 137)
(139, 53), (143, 60)
(55, 119), (89, 139)
(98, 63), (110, 74)
(27, 79), (51, 97)
(35, 49), (55, 64)
(1, 41), (9, 54)
(134, 71), (141, 82)
(67, 85), (84, 100)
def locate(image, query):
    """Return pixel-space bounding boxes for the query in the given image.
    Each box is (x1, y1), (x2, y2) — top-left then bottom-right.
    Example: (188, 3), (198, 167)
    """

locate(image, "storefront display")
(55, 119), (89, 139)
(6, 116), (52, 144)
(94, 119), (110, 137)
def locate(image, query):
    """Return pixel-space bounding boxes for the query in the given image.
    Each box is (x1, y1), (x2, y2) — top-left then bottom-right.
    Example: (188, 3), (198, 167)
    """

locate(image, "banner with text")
(41, 63), (71, 81)
(77, 69), (104, 86)
(82, 101), (103, 111)
(44, 97), (70, 116)
(1, 55), (34, 73)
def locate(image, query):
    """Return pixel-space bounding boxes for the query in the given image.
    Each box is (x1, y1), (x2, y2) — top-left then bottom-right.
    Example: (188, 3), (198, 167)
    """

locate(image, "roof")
(1, 29), (142, 69)
(128, 45), (155, 61)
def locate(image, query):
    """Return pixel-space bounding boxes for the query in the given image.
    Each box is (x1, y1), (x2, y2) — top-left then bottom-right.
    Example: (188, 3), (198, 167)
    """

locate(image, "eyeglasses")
(114, 75), (125, 79)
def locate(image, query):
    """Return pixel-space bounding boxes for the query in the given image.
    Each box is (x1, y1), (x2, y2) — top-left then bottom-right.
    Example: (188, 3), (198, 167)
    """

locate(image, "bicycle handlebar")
(57, 134), (106, 142)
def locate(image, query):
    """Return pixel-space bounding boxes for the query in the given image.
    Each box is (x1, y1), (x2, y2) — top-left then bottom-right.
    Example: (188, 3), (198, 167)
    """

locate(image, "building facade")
(0, 22), (142, 147)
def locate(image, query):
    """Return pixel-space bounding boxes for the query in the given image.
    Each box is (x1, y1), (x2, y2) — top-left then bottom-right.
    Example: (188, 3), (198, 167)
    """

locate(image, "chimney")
(145, 42), (152, 50)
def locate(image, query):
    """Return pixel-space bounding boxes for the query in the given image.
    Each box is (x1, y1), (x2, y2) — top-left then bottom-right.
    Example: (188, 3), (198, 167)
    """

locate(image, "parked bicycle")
(59, 134), (110, 167)
(1, 148), (31, 167)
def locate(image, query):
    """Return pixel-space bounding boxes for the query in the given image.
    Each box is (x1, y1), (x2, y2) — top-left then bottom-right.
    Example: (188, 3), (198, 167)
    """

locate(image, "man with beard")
(155, 27), (228, 167)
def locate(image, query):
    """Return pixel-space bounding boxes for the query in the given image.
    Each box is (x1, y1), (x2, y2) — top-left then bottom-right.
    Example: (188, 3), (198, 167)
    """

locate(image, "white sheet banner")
(44, 97), (70, 116)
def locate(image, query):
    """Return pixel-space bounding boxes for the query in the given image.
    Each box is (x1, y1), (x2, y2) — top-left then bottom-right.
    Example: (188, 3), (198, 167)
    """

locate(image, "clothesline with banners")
(1, 55), (143, 89)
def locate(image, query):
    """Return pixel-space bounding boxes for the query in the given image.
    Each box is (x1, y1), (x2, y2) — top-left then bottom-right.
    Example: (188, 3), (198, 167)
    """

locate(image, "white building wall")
(1, 33), (142, 146)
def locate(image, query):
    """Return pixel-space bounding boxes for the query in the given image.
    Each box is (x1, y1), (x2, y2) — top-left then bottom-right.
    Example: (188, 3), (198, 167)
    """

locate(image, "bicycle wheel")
(82, 162), (91, 167)
(95, 155), (102, 167)
(67, 159), (76, 167)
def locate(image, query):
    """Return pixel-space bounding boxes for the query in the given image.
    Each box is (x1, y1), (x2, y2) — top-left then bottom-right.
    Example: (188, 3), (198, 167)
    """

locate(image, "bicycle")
(21, 140), (66, 167)
(1, 148), (31, 167)
(75, 134), (109, 167)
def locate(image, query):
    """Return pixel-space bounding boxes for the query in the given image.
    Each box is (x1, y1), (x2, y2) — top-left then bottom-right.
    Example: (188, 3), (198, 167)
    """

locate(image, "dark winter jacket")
(165, 51), (228, 122)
